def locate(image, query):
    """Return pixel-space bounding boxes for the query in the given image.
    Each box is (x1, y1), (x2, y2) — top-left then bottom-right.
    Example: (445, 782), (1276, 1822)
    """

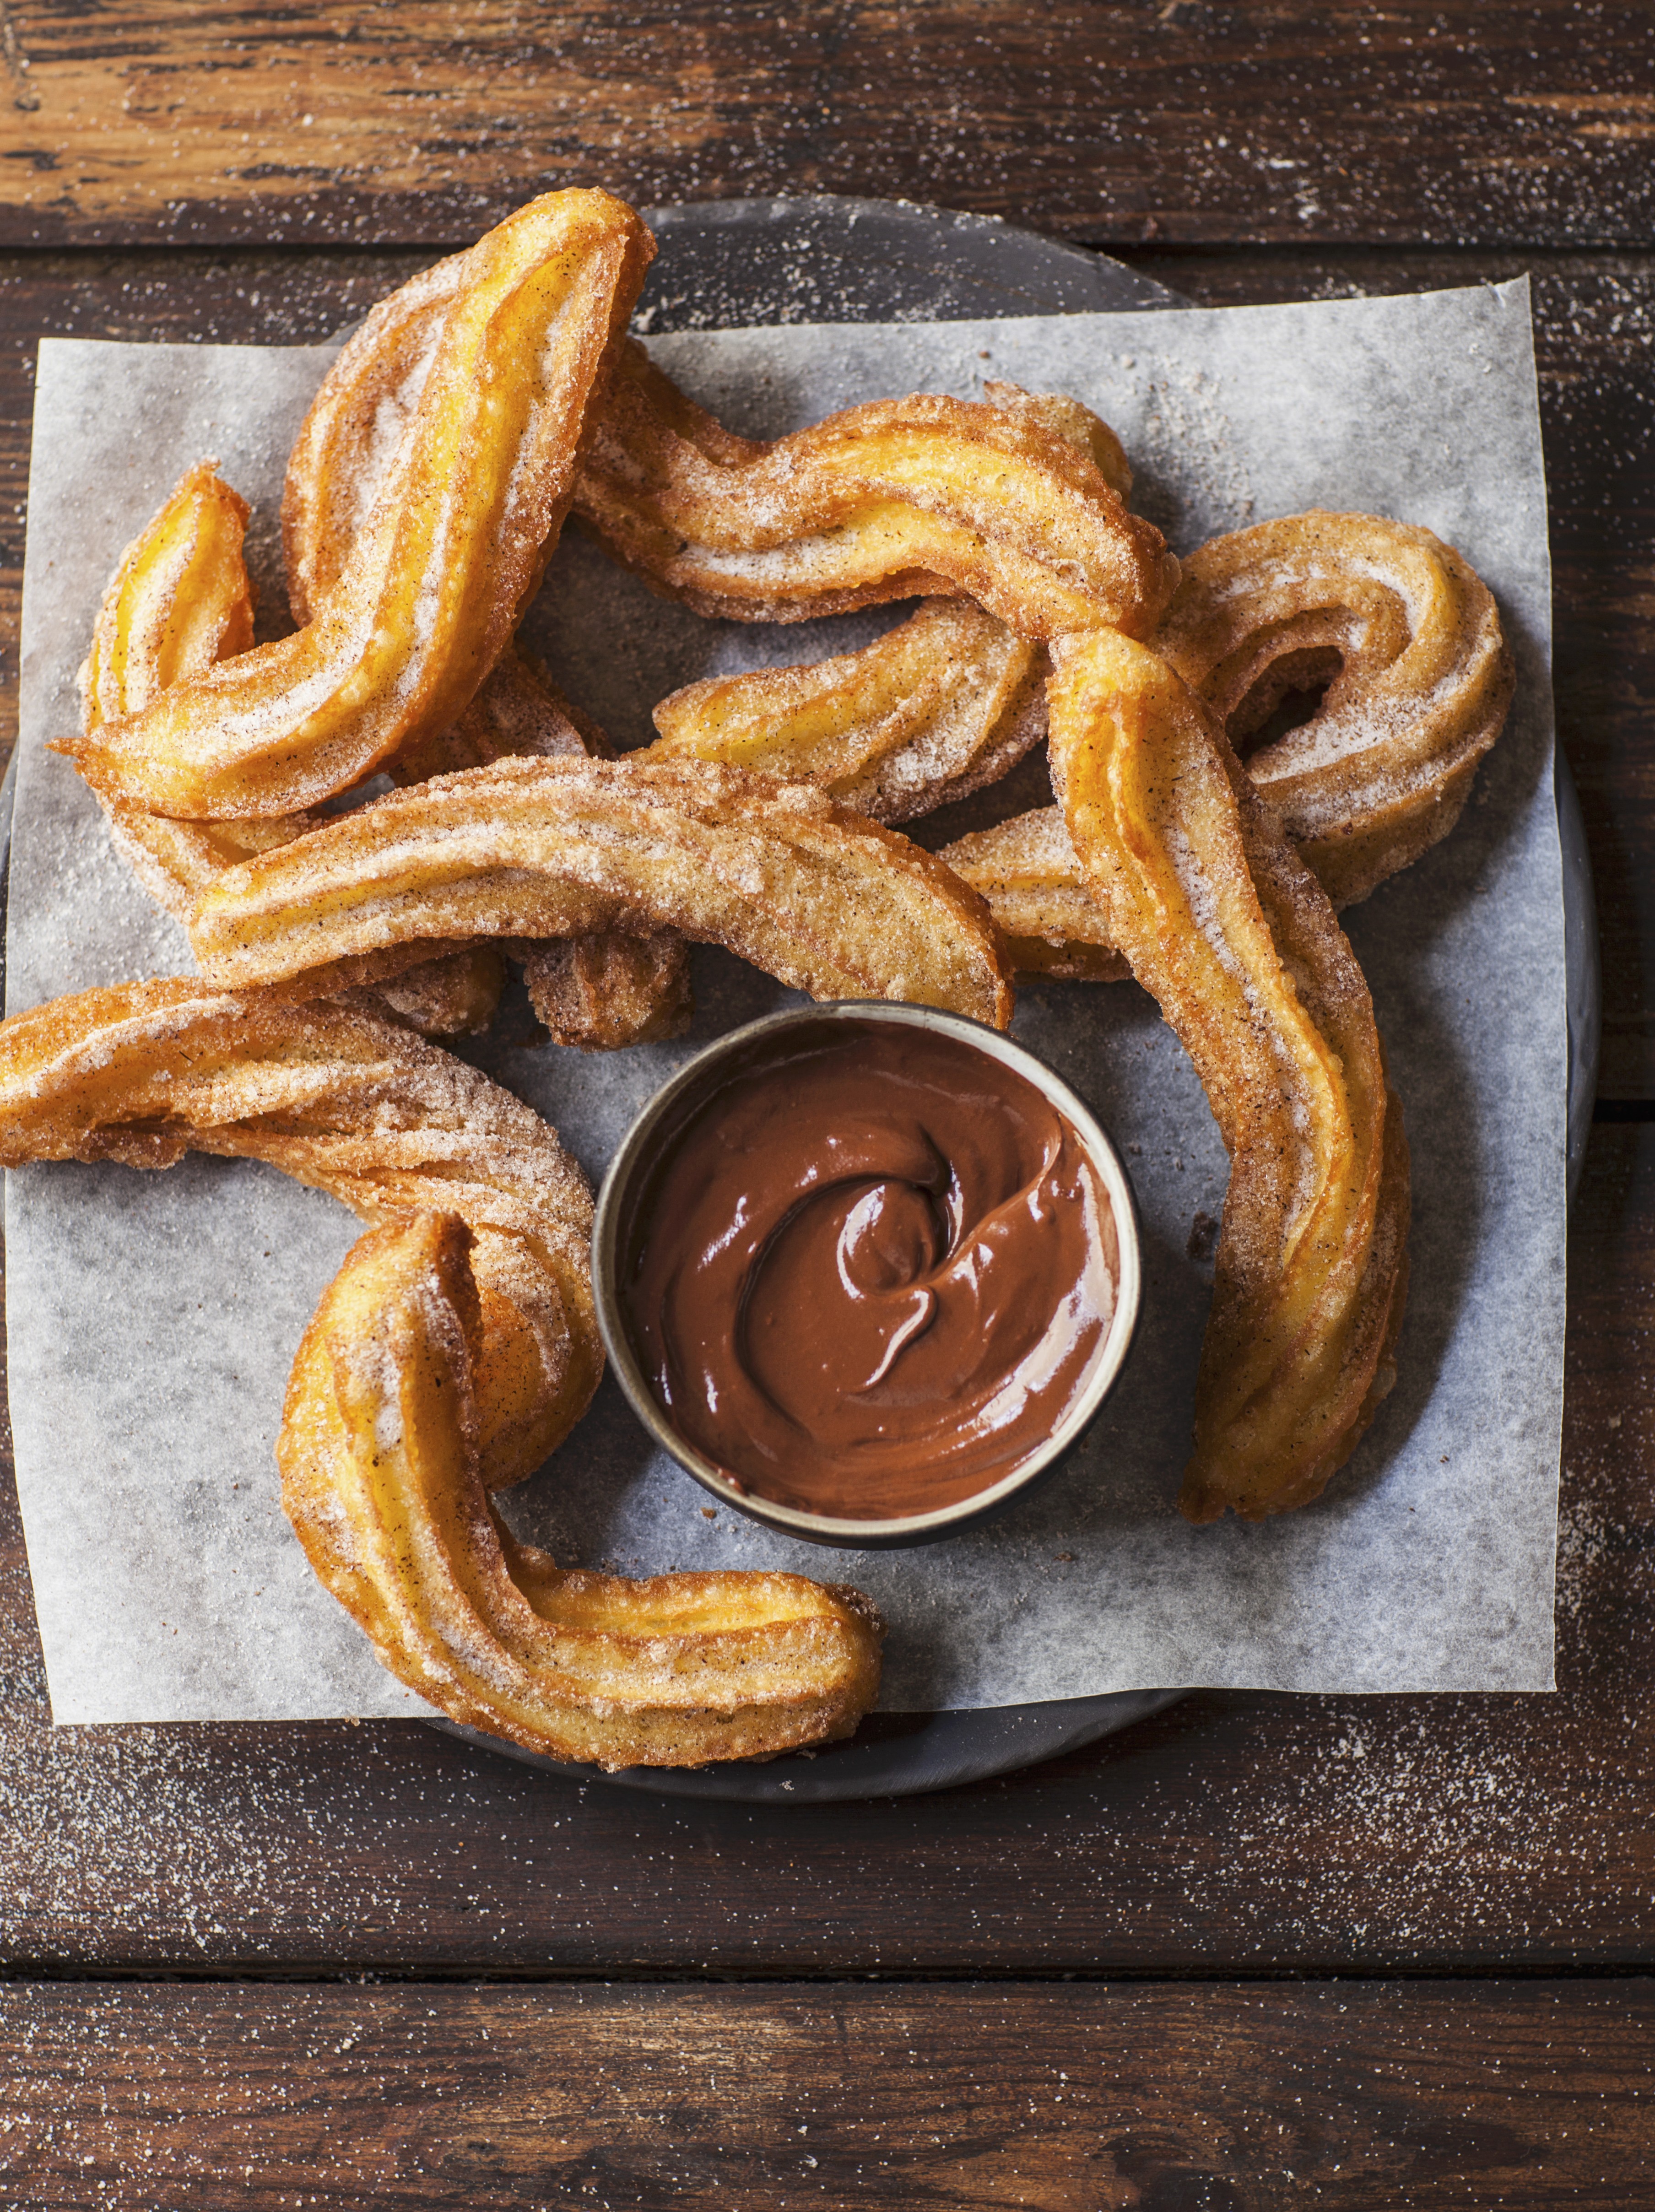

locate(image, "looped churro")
(187, 756), (1016, 1029)
(60, 190), (654, 821)
(572, 339), (1177, 638)
(1159, 511), (1514, 909)
(1047, 632), (1410, 1520)
(942, 513), (1514, 971)
(0, 979), (601, 1490)
(283, 1212), (884, 1768)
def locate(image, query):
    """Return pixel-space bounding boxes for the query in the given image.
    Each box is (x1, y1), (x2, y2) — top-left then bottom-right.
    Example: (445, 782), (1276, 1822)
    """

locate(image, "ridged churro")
(648, 600), (1047, 824)
(0, 980), (601, 1489)
(188, 756), (1015, 1029)
(61, 191), (654, 821)
(516, 930), (693, 1051)
(283, 1212), (884, 1767)
(941, 513), (1513, 971)
(1047, 631), (1410, 1520)
(1160, 511), (1514, 908)
(573, 339), (1177, 637)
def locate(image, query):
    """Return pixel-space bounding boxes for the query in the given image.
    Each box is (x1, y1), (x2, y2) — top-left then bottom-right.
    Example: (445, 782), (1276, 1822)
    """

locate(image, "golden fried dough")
(61, 191), (654, 820)
(77, 460), (319, 915)
(634, 387), (1139, 822)
(938, 808), (1129, 982)
(1159, 511), (1514, 908)
(940, 512), (1514, 973)
(82, 458), (257, 718)
(375, 945), (508, 1038)
(282, 248), (474, 626)
(573, 339), (1177, 638)
(648, 600), (1047, 825)
(75, 460), (507, 1038)
(386, 639), (609, 784)
(517, 930), (693, 1050)
(282, 1212), (884, 1767)
(1047, 632), (1410, 1520)
(283, 294), (692, 1046)
(188, 756), (1016, 1028)
(0, 980), (600, 1488)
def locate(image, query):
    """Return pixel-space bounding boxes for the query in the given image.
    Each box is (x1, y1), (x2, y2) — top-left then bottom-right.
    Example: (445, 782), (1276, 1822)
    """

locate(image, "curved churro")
(573, 339), (1177, 637)
(283, 302), (691, 1045)
(60, 190), (654, 821)
(188, 756), (1016, 1029)
(78, 460), (319, 915)
(76, 460), (508, 1038)
(648, 600), (1047, 825)
(283, 1212), (884, 1768)
(0, 980), (601, 1489)
(1047, 631), (1410, 1520)
(282, 249), (474, 629)
(1159, 511), (1514, 908)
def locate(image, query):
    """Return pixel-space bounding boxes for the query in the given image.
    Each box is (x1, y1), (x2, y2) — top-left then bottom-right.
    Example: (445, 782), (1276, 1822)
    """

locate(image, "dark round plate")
(2, 194), (1597, 1806)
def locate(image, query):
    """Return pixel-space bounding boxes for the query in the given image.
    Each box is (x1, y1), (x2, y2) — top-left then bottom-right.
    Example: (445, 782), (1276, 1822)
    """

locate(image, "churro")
(0, 979), (601, 1489)
(1047, 631), (1410, 1519)
(188, 756), (1015, 1029)
(61, 190), (653, 820)
(1159, 511), (1514, 908)
(282, 1212), (884, 1768)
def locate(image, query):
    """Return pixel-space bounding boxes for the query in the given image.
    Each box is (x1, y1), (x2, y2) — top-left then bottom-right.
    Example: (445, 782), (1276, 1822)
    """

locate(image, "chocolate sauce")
(624, 1019), (1119, 1520)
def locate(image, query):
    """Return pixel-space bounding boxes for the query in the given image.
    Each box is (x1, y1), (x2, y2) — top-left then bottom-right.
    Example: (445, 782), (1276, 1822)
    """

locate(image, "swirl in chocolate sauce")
(625, 1019), (1119, 1520)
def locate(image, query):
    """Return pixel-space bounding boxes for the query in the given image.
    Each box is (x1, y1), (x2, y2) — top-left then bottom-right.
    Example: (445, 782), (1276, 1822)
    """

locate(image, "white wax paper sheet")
(9, 281), (1564, 1722)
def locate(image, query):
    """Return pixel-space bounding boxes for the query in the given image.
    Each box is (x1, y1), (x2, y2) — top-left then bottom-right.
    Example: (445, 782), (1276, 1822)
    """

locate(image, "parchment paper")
(8, 281), (1564, 1721)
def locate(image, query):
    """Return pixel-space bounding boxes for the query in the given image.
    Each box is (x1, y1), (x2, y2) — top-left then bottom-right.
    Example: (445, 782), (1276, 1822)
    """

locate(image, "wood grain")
(0, 1119), (1646, 1979)
(2, 1979), (1653, 2208)
(3, 243), (1652, 1085)
(2, 3), (1653, 251)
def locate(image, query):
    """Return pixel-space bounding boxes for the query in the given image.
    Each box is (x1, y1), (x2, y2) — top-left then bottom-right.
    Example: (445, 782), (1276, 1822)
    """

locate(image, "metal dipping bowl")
(592, 1001), (1143, 1550)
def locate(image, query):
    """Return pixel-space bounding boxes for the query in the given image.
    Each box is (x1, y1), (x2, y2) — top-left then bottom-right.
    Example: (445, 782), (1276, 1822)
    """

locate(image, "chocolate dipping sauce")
(623, 1020), (1120, 1520)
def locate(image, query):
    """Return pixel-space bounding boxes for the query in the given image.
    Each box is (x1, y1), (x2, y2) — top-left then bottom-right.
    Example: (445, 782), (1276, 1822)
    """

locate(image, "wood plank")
(3, 243), (1652, 1085)
(0, 1119), (1646, 1978)
(2, 3), (1654, 251)
(1, 1979), (1652, 2207)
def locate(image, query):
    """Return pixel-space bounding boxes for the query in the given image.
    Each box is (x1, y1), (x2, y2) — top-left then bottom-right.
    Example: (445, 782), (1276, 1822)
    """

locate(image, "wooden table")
(2, 7), (1653, 2203)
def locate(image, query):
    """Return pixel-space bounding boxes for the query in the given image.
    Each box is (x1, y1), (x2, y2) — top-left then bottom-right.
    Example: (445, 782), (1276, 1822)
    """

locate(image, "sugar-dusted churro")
(0, 979), (601, 1489)
(283, 1212), (884, 1767)
(1047, 630), (1410, 1520)
(61, 191), (654, 820)
(188, 756), (1015, 1029)
(573, 340), (1176, 637)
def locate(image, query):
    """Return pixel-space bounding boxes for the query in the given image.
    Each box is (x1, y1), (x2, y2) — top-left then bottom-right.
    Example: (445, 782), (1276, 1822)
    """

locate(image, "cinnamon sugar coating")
(1047, 632), (1410, 1520)
(282, 1214), (883, 1768)
(188, 756), (1015, 1031)
(573, 340), (1178, 638)
(60, 191), (653, 821)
